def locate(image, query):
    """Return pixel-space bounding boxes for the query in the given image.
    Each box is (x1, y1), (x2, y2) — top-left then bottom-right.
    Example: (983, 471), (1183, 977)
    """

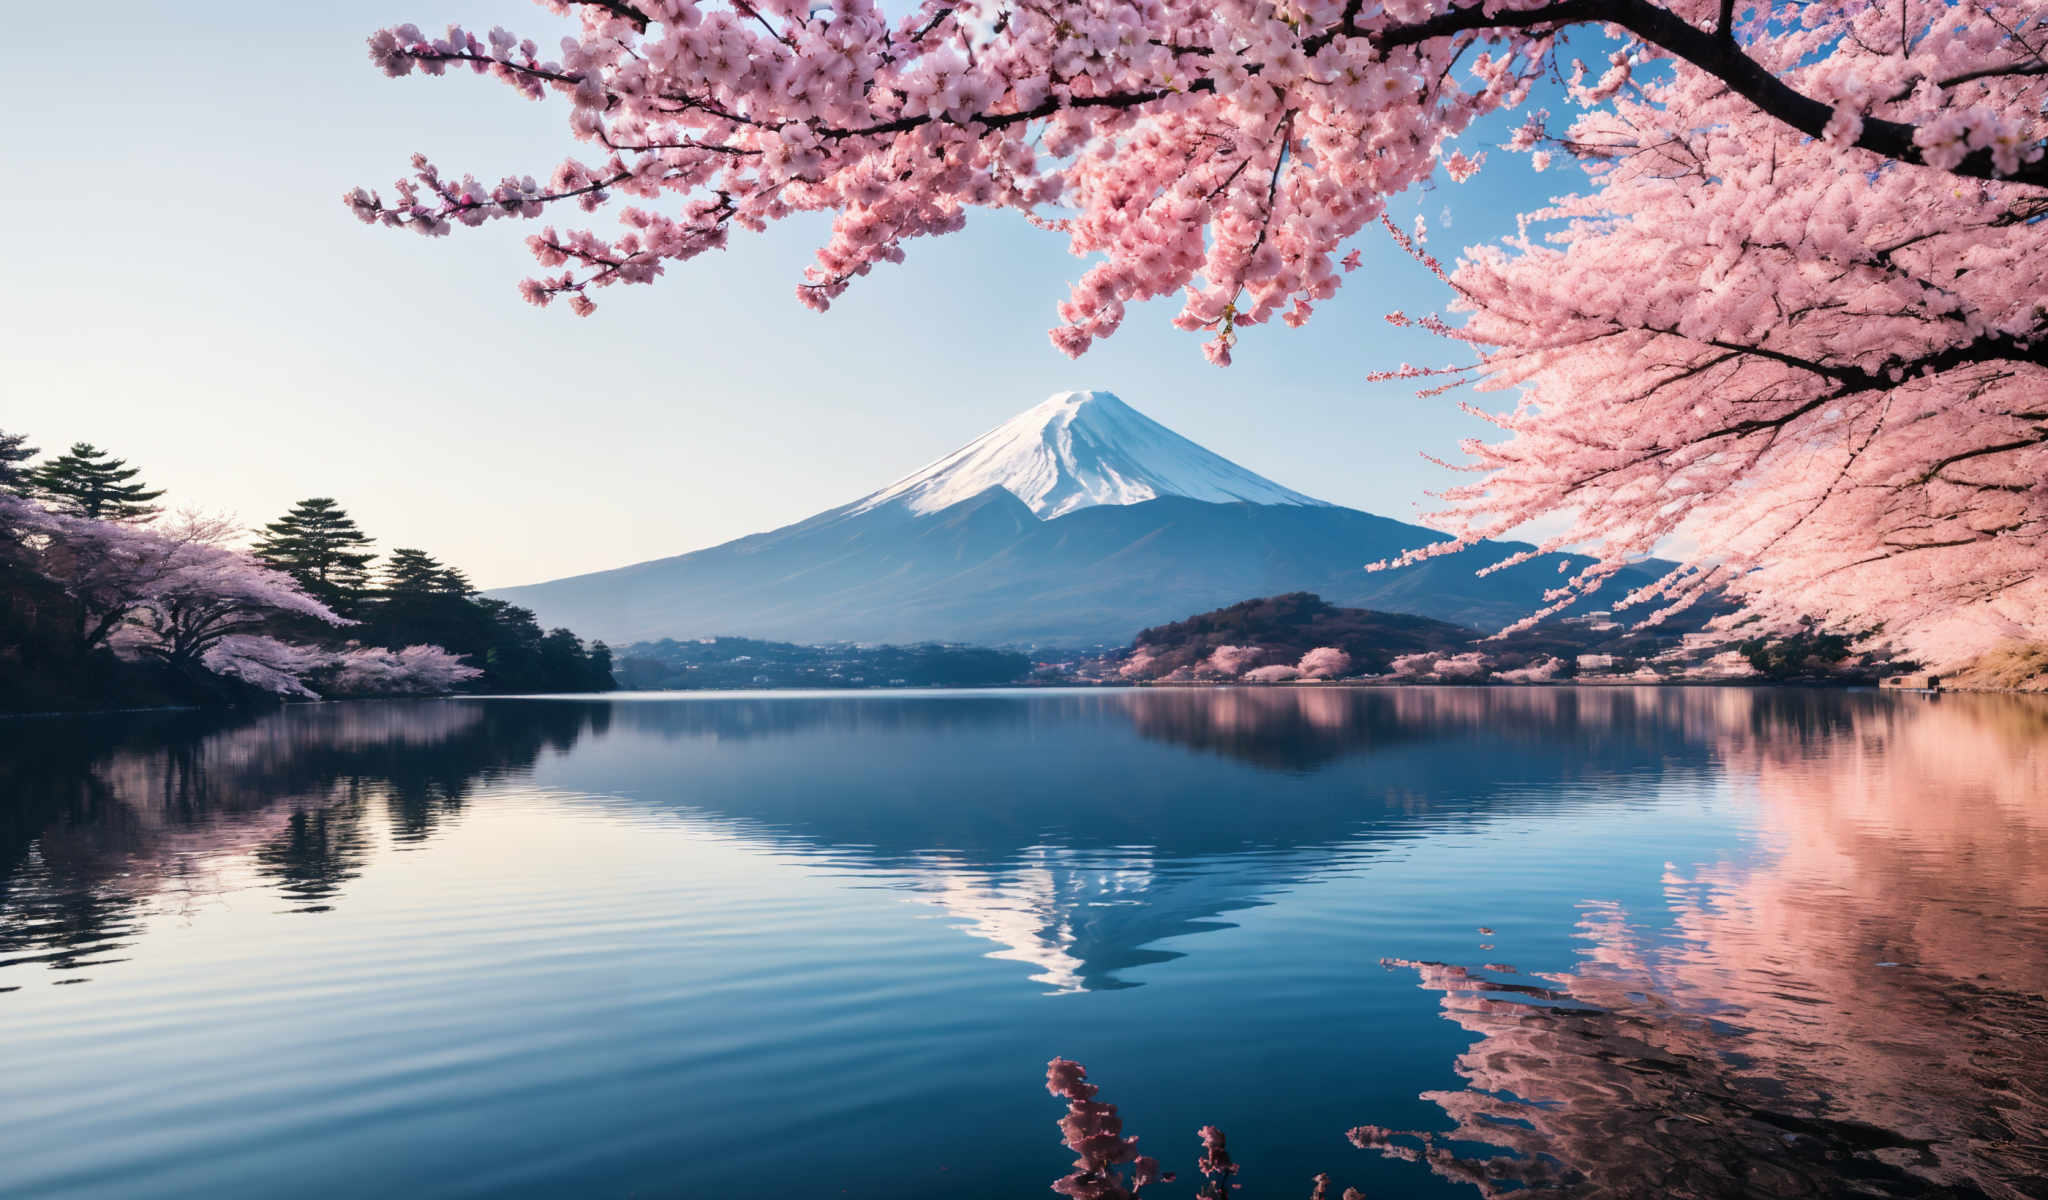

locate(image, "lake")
(3, 687), (2044, 1199)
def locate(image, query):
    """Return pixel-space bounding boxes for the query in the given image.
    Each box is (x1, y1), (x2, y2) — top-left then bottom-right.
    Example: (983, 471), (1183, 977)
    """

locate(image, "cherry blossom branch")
(566, 0), (651, 30)
(1360, 0), (2047, 186)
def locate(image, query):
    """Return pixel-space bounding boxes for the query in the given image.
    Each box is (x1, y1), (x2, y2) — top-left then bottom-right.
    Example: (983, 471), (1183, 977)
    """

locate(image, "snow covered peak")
(852, 389), (1330, 519)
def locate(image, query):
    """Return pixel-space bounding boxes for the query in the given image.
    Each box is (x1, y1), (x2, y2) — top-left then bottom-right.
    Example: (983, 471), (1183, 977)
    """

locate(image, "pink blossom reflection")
(1356, 693), (2048, 1198)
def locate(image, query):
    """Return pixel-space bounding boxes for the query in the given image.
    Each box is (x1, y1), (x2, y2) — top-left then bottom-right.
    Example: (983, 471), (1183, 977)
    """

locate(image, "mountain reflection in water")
(1, 687), (2043, 1200)
(3, 688), (1711, 994)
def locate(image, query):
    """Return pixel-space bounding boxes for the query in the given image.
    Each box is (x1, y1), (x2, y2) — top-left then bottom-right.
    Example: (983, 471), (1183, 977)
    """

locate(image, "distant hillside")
(489, 389), (1681, 647)
(616, 636), (1032, 690)
(1109, 592), (1723, 681)
(1121, 593), (1481, 678)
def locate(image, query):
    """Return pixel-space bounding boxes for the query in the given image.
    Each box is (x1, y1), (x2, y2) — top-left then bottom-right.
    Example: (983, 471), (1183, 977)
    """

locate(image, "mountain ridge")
(846, 389), (1327, 519)
(489, 389), (1670, 646)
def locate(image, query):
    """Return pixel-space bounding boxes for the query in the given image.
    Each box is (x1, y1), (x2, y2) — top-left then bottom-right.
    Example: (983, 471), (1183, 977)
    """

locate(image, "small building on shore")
(1880, 673), (1941, 690)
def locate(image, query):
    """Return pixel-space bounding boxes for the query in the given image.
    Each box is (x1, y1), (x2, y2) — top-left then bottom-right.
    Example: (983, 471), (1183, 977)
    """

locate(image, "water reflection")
(0, 702), (607, 975)
(4, 689), (2041, 999)
(526, 690), (1719, 991)
(1356, 692), (2048, 1199)
(2, 687), (2044, 1199)
(4, 689), (1685, 992)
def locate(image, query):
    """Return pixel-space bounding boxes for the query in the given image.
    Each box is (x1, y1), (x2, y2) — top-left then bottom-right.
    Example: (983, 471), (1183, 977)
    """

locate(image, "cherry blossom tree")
(1494, 654), (1563, 682)
(1296, 646), (1352, 678)
(349, 0), (2044, 656)
(112, 514), (347, 671)
(1431, 650), (1493, 679)
(4, 497), (485, 699)
(1206, 644), (1262, 676)
(1371, 1), (2047, 663)
(202, 635), (342, 698)
(1390, 649), (1494, 678)
(190, 640), (484, 698)
(329, 644), (485, 695)
(349, 0), (2041, 338)
(8, 505), (297, 655)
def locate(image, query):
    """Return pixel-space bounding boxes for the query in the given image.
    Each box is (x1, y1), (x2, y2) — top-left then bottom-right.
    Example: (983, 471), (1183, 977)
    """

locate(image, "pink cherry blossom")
(345, 0), (2047, 655)
(1242, 663), (1302, 682)
(1295, 646), (1351, 678)
(330, 645), (484, 695)
(1375, 16), (2047, 661)
(4, 493), (481, 698)
(349, 0), (2040, 338)
(1206, 644), (1262, 676)
(202, 636), (337, 698)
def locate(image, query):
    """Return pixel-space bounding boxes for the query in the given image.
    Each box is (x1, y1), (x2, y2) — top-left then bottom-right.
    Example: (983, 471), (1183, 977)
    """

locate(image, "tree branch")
(566, 0), (652, 31)
(393, 0), (2046, 188)
(1355, 0), (2048, 188)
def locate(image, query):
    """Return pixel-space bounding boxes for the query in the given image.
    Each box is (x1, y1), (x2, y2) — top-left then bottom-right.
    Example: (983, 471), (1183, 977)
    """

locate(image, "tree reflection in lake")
(0, 701), (606, 974)
(7, 688), (1696, 992)
(1351, 692), (2048, 1200)
(1, 687), (2043, 1200)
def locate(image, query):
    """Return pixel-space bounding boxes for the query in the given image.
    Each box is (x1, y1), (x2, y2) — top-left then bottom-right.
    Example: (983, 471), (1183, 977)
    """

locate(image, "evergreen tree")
(538, 627), (593, 689)
(381, 548), (454, 596)
(28, 442), (164, 520)
(586, 641), (615, 689)
(253, 498), (376, 611)
(367, 547), (483, 664)
(0, 430), (37, 495)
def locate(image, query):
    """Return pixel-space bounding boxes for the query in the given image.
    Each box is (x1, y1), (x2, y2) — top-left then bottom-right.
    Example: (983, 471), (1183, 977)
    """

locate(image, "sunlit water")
(2, 688), (2043, 1199)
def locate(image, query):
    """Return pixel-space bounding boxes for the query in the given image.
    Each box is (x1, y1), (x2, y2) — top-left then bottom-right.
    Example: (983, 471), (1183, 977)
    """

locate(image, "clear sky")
(5, 1), (1563, 587)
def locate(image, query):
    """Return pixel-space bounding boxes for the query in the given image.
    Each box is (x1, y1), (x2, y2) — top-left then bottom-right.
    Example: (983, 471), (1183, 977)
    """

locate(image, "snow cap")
(854, 389), (1329, 519)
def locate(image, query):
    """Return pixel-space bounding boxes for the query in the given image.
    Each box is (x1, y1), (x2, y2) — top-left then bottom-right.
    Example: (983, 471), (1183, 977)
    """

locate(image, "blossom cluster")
(1194, 644), (1352, 682)
(1045, 1057), (1167, 1199)
(349, 0), (1561, 361)
(4, 494), (483, 698)
(1384, 0), (2047, 660)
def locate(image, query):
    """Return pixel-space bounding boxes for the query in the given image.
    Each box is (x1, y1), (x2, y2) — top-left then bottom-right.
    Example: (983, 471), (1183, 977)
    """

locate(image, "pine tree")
(28, 442), (164, 520)
(586, 640), (616, 689)
(436, 564), (474, 596)
(0, 430), (37, 495)
(253, 498), (376, 610)
(381, 548), (452, 596)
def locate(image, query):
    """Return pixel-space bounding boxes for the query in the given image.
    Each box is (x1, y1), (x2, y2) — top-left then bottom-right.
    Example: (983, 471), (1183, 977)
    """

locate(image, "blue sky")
(6, 1), (1570, 586)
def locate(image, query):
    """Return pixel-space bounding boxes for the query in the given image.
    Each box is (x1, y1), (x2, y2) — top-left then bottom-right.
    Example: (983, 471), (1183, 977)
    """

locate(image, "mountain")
(850, 389), (1329, 517)
(490, 389), (1667, 647)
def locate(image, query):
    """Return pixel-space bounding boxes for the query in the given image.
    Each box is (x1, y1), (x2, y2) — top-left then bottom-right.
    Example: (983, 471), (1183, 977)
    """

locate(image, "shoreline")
(12, 678), (2044, 720)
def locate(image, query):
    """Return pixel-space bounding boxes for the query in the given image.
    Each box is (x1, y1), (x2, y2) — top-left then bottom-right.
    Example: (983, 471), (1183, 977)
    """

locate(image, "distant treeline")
(1, 431), (614, 713)
(1128, 593), (1480, 678)
(617, 637), (1032, 690)
(255, 498), (616, 696)
(1115, 592), (1901, 684)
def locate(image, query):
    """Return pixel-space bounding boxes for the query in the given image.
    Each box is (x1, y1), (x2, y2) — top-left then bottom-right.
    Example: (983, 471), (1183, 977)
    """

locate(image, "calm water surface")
(2, 687), (2044, 1199)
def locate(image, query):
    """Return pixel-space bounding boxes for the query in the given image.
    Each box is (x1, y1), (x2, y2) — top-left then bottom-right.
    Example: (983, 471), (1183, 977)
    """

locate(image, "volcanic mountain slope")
(491, 390), (1667, 646)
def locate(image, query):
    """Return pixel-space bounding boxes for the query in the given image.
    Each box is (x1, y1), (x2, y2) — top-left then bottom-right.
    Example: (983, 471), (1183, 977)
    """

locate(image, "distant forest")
(1114, 592), (1892, 684)
(1, 431), (614, 713)
(617, 637), (1033, 689)
(1128, 593), (1481, 677)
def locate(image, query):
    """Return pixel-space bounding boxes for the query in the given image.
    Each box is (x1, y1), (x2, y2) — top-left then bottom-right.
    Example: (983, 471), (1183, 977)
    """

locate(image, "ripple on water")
(1, 688), (2043, 1199)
